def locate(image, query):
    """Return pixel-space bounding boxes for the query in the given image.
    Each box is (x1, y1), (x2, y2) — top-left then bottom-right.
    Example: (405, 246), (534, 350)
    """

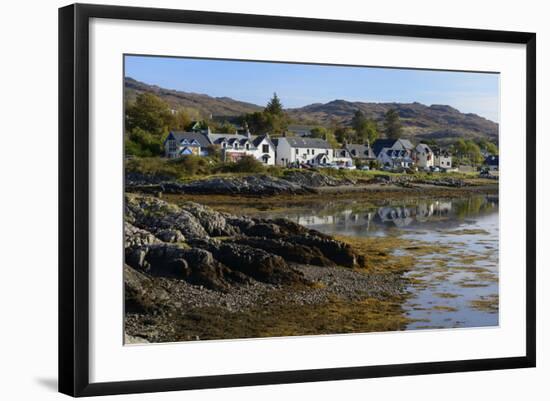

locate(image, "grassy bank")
(126, 156), (493, 185)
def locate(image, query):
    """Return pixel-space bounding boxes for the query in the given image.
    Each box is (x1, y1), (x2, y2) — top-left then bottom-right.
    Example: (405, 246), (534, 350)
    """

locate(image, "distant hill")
(125, 77), (498, 144)
(125, 77), (261, 118)
(287, 100), (498, 144)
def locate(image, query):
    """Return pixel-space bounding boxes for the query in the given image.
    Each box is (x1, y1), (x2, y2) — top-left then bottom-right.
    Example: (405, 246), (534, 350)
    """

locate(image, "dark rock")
(127, 244), (234, 291)
(124, 264), (170, 313)
(233, 237), (332, 267)
(202, 241), (307, 285)
(287, 235), (364, 268)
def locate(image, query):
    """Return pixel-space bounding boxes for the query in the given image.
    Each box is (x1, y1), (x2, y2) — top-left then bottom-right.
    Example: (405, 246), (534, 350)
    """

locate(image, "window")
(295, 148), (299, 155)
(262, 144), (269, 153)
(312, 149), (315, 155)
(307, 149), (310, 155)
(351, 149), (357, 156)
(245, 143), (250, 150)
(168, 140), (176, 152)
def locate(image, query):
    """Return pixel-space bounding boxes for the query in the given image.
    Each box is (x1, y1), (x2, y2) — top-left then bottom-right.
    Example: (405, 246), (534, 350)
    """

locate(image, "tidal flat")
(124, 189), (499, 343)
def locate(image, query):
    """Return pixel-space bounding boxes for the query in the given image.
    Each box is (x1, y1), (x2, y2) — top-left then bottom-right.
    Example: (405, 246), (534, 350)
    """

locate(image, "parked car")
(341, 164), (356, 170)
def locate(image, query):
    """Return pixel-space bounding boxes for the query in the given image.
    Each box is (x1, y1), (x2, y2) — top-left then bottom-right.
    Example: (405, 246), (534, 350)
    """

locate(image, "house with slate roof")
(434, 149), (453, 170)
(164, 128), (276, 165)
(164, 131), (212, 158)
(372, 138), (416, 169)
(415, 143), (434, 169)
(275, 136), (330, 167)
(275, 136), (353, 168)
(343, 142), (376, 161)
(484, 155), (499, 171)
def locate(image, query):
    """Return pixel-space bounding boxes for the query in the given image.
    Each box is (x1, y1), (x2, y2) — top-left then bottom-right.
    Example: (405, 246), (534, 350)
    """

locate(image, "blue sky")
(125, 55), (500, 122)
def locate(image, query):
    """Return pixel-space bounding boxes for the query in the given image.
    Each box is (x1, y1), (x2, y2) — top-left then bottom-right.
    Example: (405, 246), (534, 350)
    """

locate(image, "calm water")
(241, 194), (499, 330)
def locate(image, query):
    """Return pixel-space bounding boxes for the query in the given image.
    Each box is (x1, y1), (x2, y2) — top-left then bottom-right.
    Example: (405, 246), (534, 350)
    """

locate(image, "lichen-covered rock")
(126, 195), (209, 240)
(159, 174), (315, 196)
(124, 222), (161, 248)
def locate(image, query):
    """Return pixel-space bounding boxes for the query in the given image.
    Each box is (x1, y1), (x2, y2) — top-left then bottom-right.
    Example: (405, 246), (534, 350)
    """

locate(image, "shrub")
(215, 155), (265, 174)
(233, 156), (265, 173)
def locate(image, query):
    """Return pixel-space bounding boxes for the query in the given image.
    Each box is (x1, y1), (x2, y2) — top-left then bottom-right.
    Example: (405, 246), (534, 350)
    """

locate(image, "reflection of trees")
(453, 196), (497, 220)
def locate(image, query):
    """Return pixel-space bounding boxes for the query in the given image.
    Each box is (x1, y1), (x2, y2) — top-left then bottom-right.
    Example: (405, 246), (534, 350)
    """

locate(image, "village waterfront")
(123, 58), (500, 343)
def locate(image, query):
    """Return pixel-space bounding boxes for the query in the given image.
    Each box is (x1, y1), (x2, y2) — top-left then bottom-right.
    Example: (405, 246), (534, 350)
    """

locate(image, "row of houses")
(164, 128), (455, 170)
(164, 128), (357, 168)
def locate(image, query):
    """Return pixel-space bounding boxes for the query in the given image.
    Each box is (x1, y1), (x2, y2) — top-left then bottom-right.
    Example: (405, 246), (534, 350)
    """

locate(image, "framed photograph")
(59, 3), (536, 397)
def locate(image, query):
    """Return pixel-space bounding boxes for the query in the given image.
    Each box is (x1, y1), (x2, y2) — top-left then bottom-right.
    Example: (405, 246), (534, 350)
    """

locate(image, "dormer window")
(222, 142), (227, 148)
(245, 143), (250, 150)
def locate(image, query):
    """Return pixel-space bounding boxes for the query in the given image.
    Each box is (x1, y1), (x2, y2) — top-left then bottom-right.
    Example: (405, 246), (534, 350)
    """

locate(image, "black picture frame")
(59, 3), (536, 397)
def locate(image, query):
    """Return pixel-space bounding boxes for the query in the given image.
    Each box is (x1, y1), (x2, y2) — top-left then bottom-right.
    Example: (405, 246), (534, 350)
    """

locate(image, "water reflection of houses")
(288, 200), (456, 231)
(376, 201), (452, 227)
(278, 196), (498, 234)
(291, 211), (376, 232)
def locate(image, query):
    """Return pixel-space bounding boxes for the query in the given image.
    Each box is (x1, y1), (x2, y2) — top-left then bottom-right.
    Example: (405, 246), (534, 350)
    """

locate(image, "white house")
(164, 130), (276, 165)
(208, 132), (276, 165)
(434, 150), (453, 170)
(275, 137), (333, 167)
(415, 143), (434, 169)
(331, 148), (354, 168)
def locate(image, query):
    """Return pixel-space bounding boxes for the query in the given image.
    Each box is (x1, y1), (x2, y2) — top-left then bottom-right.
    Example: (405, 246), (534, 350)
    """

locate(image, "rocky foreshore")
(124, 194), (408, 342)
(125, 170), (493, 197)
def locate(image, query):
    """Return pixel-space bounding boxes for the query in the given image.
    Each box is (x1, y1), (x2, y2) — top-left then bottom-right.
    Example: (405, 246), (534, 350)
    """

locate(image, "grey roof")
(416, 143), (433, 154)
(372, 139), (397, 156)
(166, 131), (211, 147)
(396, 139), (414, 150)
(485, 155), (499, 166)
(372, 138), (414, 156)
(252, 134), (274, 149)
(344, 143), (375, 159)
(283, 137), (331, 149)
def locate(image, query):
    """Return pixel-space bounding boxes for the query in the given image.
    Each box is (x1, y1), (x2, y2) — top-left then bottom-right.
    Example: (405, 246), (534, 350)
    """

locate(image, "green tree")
(170, 109), (192, 131)
(310, 127), (339, 147)
(485, 142), (499, 156)
(351, 110), (367, 133)
(212, 120), (238, 134)
(241, 93), (289, 135)
(125, 127), (163, 157)
(351, 111), (379, 144)
(265, 92), (284, 115)
(333, 126), (355, 144)
(383, 109), (402, 140)
(125, 92), (173, 135)
(465, 140), (483, 165)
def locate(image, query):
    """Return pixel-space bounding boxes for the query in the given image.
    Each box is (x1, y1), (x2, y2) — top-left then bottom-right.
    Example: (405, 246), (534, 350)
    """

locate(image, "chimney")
(244, 122), (251, 138)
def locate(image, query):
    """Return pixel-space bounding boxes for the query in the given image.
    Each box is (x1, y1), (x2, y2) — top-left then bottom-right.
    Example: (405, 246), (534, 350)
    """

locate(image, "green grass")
(125, 156), (489, 185)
